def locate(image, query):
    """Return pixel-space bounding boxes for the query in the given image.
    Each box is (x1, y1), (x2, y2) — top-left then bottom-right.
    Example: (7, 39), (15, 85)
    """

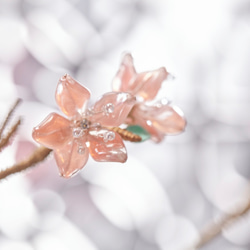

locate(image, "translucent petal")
(150, 105), (186, 134)
(54, 139), (89, 178)
(112, 54), (168, 100)
(129, 109), (165, 143)
(112, 53), (137, 93)
(136, 67), (168, 101)
(55, 74), (90, 117)
(89, 92), (136, 127)
(32, 113), (72, 148)
(130, 103), (186, 142)
(88, 128), (127, 163)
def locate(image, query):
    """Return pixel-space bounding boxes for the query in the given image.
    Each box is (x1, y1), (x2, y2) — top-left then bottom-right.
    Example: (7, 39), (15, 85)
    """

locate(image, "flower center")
(80, 118), (90, 130)
(72, 118), (91, 138)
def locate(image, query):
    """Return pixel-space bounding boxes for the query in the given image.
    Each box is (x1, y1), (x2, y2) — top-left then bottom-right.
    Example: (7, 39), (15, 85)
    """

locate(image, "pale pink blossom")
(112, 53), (186, 142)
(32, 74), (135, 178)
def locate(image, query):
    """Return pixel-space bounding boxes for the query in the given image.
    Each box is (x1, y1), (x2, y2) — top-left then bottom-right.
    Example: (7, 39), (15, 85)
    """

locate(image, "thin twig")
(194, 200), (250, 249)
(0, 146), (52, 180)
(0, 98), (21, 138)
(109, 127), (142, 142)
(0, 119), (21, 151)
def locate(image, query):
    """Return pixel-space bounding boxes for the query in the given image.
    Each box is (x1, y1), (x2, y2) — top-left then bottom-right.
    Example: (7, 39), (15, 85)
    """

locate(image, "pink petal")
(150, 105), (186, 134)
(112, 53), (137, 94)
(130, 103), (186, 142)
(136, 67), (168, 101)
(88, 128), (127, 163)
(32, 113), (72, 148)
(55, 74), (91, 117)
(129, 106), (165, 143)
(54, 139), (89, 178)
(89, 92), (136, 127)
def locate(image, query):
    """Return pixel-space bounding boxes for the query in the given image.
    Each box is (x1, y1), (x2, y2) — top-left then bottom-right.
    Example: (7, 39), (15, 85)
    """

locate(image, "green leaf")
(126, 125), (150, 142)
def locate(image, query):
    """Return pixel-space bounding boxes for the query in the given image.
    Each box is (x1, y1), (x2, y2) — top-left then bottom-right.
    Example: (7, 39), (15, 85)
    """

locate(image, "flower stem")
(110, 127), (142, 142)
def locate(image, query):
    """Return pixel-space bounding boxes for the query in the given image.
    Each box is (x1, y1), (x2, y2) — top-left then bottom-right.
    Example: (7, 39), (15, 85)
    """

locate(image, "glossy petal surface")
(130, 103), (186, 142)
(150, 105), (186, 134)
(112, 53), (137, 93)
(136, 67), (168, 101)
(88, 128), (127, 163)
(112, 53), (168, 100)
(32, 113), (72, 148)
(56, 74), (90, 117)
(129, 108), (165, 143)
(54, 139), (89, 178)
(90, 92), (136, 127)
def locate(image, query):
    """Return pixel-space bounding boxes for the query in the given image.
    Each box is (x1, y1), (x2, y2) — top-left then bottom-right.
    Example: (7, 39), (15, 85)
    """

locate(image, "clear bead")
(72, 127), (84, 138)
(104, 103), (114, 115)
(78, 145), (85, 154)
(103, 131), (115, 142)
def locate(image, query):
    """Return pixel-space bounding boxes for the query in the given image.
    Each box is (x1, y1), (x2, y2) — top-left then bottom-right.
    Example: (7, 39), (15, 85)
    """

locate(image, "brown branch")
(0, 119), (21, 151)
(0, 99), (21, 138)
(0, 99), (52, 180)
(0, 146), (52, 180)
(193, 199), (250, 249)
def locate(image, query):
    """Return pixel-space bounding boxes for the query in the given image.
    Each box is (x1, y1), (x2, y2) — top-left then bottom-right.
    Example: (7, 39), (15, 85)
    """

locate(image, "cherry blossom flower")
(32, 74), (136, 178)
(112, 53), (186, 142)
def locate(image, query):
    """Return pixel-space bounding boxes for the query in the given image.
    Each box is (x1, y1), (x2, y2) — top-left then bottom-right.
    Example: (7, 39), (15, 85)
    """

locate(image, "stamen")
(90, 122), (101, 128)
(80, 119), (90, 130)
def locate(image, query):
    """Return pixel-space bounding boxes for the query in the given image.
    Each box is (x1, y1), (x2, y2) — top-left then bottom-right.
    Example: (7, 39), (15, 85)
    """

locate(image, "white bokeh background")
(0, 0), (250, 249)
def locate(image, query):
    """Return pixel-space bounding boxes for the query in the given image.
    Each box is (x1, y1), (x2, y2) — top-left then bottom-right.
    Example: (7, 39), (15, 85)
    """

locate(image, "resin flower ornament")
(112, 53), (186, 142)
(32, 74), (136, 178)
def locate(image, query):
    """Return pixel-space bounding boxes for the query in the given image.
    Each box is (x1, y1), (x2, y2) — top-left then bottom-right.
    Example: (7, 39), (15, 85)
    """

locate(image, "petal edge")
(32, 113), (72, 148)
(54, 140), (89, 178)
(112, 53), (137, 93)
(56, 74), (91, 117)
(90, 92), (136, 127)
(88, 128), (127, 163)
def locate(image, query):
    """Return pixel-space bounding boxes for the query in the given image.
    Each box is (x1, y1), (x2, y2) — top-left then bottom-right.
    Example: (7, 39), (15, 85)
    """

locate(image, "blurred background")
(0, 0), (250, 249)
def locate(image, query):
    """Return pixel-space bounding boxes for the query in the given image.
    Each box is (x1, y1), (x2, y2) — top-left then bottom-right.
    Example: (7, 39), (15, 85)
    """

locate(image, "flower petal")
(54, 139), (89, 178)
(130, 103), (186, 142)
(32, 113), (72, 148)
(55, 74), (91, 117)
(88, 128), (127, 163)
(136, 67), (168, 101)
(150, 104), (186, 134)
(112, 53), (137, 94)
(89, 92), (136, 127)
(128, 108), (165, 143)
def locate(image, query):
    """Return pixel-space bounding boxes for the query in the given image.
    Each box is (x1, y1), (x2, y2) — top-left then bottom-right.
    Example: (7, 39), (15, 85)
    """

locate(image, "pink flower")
(112, 53), (186, 142)
(32, 74), (136, 178)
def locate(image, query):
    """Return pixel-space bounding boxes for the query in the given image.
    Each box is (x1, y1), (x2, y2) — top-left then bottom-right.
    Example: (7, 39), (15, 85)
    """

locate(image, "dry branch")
(0, 119), (21, 151)
(0, 99), (21, 138)
(0, 98), (52, 180)
(194, 199), (250, 249)
(0, 146), (52, 180)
